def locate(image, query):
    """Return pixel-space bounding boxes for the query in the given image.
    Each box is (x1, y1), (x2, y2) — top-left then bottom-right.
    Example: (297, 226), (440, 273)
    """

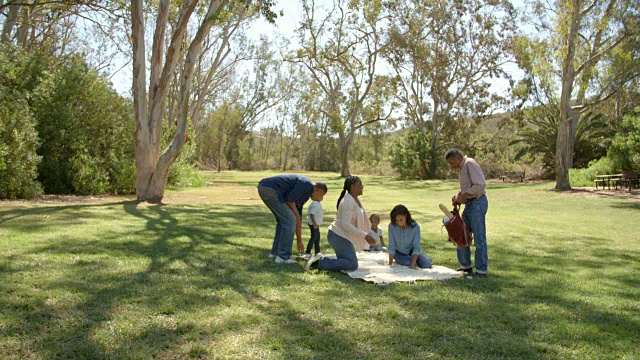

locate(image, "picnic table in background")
(594, 174), (622, 190)
(500, 170), (525, 182)
(595, 172), (639, 192)
(618, 171), (640, 193)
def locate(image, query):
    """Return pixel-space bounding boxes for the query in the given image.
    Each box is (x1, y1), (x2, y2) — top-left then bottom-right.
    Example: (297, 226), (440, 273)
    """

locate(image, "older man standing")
(445, 148), (489, 277)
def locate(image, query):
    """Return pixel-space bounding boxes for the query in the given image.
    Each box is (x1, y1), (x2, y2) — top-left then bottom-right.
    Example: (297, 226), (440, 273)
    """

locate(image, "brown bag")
(444, 205), (472, 247)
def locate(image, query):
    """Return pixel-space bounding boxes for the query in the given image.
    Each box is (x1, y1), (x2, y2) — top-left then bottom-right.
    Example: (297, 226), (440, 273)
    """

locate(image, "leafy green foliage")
(32, 55), (135, 195)
(607, 107), (640, 171)
(387, 127), (433, 179)
(510, 106), (611, 175)
(569, 157), (616, 187)
(194, 102), (248, 171)
(166, 140), (205, 189)
(0, 44), (43, 199)
(569, 109), (640, 187)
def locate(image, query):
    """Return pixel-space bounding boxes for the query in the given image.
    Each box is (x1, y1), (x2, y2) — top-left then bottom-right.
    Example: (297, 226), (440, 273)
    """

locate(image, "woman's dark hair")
(390, 204), (416, 227)
(336, 176), (361, 210)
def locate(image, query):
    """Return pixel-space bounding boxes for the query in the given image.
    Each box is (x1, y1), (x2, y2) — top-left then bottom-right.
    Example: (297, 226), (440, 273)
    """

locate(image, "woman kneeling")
(305, 176), (376, 271)
(388, 205), (432, 269)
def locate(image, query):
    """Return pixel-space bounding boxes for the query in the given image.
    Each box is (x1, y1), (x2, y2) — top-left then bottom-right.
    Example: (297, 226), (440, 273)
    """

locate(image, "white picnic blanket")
(342, 251), (463, 284)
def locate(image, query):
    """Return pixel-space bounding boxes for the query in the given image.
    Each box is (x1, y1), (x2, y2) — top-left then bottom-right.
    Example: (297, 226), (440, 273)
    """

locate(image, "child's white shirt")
(307, 201), (323, 226)
(369, 227), (383, 246)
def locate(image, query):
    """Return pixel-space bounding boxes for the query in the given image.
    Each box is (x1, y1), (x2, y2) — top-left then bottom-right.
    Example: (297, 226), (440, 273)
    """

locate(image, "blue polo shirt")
(387, 222), (421, 256)
(258, 174), (314, 207)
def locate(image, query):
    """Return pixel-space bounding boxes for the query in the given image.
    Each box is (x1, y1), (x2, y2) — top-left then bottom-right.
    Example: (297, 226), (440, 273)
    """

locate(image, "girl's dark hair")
(390, 204), (416, 227)
(369, 213), (380, 222)
(336, 176), (361, 210)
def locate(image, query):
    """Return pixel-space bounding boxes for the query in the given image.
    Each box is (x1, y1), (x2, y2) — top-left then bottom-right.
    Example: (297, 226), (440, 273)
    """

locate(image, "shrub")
(108, 154), (136, 195)
(70, 149), (110, 195)
(570, 108), (640, 187)
(0, 44), (43, 199)
(0, 92), (43, 198)
(349, 159), (396, 176)
(607, 108), (640, 171)
(33, 55), (135, 195)
(166, 138), (205, 189)
(569, 157), (616, 187)
(387, 128), (436, 179)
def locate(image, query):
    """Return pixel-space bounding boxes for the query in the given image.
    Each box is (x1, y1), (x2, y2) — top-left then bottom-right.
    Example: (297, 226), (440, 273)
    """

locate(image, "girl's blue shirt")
(387, 221), (421, 256)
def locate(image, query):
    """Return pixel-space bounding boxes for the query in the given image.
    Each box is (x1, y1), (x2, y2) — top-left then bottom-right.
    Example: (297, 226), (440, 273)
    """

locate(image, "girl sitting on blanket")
(387, 205), (432, 269)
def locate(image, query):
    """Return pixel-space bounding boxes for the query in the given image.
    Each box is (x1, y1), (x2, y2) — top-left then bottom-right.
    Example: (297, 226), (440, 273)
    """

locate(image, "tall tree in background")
(288, 0), (387, 177)
(131, 0), (276, 202)
(224, 36), (291, 169)
(521, 0), (640, 189)
(181, 8), (255, 131)
(384, 0), (516, 178)
(1, 0), (128, 68)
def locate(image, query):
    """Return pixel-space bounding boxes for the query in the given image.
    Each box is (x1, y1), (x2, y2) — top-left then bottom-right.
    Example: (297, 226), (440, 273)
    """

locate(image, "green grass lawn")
(1, 171), (639, 359)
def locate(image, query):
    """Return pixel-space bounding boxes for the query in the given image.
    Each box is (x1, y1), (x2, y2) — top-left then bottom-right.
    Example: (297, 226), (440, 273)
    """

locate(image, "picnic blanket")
(342, 251), (463, 285)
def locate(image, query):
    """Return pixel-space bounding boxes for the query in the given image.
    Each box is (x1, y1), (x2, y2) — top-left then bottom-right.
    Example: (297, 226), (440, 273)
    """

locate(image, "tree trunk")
(339, 132), (351, 177)
(132, 0), (222, 202)
(217, 130), (223, 172)
(136, 165), (169, 203)
(16, 1), (31, 46)
(555, 115), (573, 190)
(282, 140), (292, 171)
(555, 0), (581, 191)
(428, 112), (439, 179)
(278, 127), (283, 169)
(1, 4), (20, 42)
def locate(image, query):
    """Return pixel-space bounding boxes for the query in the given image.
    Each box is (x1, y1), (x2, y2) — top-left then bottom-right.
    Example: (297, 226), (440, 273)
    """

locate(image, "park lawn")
(1, 171), (638, 359)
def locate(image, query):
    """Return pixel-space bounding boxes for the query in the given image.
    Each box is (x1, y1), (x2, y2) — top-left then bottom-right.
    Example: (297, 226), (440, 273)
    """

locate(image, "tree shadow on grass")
(0, 201), (311, 358)
(0, 202), (131, 229)
(2, 200), (639, 358)
(306, 227), (640, 358)
(369, 231), (640, 358)
(610, 201), (640, 210)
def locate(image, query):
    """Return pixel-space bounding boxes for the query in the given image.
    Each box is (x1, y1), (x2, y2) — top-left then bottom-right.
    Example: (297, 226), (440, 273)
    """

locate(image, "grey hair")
(444, 148), (464, 160)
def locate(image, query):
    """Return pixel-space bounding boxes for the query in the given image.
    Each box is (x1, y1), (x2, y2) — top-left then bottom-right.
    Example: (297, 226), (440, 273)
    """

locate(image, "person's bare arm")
(365, 234), (376, 245)
(410, 254), (419, 269)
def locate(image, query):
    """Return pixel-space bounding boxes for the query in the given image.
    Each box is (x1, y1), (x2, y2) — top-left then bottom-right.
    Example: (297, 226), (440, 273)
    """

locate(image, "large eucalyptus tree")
(521, 0), (639, 189)
(130, 0), (276, 202)
(384, 0), (517, 178)
(287, 0), (387, 177)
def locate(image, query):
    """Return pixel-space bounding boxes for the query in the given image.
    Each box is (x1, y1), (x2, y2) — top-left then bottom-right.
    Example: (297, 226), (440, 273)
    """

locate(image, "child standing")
(305, 198), (324, 257)
(368, 214), (386, 251)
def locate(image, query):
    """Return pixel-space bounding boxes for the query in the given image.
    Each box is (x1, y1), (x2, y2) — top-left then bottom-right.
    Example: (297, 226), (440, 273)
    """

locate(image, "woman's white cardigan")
(328, 193), (371, 251)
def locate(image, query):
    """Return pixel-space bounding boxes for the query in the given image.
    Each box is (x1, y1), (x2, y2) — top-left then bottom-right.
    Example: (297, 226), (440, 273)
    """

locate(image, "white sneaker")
(304, 253), (323, 271)
(275, 256), (297, 264)
(268, 253), (276, 259)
